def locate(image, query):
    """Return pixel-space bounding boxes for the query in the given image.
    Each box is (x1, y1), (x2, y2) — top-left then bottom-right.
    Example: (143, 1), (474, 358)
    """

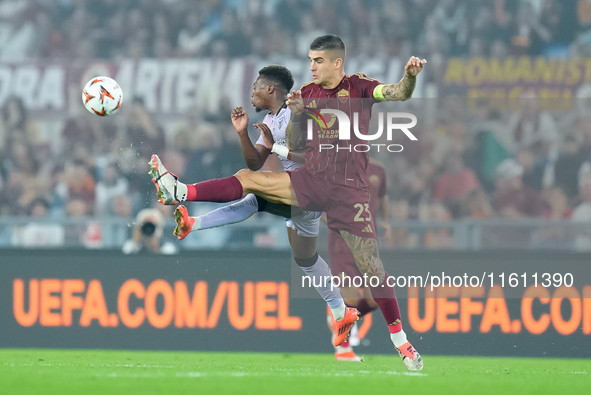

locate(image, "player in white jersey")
(175, 104), (320, 238)
(174, 71), (320, 241)
(168, 65), (361, 351)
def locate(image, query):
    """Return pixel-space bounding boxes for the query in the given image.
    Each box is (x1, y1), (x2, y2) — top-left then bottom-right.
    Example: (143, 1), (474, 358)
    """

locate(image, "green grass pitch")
(1, 349), (590, 395)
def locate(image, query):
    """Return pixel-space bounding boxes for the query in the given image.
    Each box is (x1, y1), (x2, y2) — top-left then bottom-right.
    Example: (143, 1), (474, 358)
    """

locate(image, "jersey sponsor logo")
(303, 107), (328, 132)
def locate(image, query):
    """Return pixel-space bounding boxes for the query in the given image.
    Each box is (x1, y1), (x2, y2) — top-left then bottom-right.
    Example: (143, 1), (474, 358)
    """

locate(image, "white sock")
(335, 344), (353, 353)
(193, 194), (259, 230)
(390, 329), (408, 348)
(330, 303), (346, 321)
(298, 254), (346, 320)
(191, 216), (202, 232)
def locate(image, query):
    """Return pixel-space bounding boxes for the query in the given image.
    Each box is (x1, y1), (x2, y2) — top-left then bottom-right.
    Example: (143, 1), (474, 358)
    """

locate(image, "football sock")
(296, 253), (346, 320)
(367, 271), (403, 333)
(186, 176), (243, 202)
(351, 298), (377, 317)
(390, 329), (408, 348)
(330, 304), (346, 321)
(335, 343), (352, 353)
(193, 193), (259, 230)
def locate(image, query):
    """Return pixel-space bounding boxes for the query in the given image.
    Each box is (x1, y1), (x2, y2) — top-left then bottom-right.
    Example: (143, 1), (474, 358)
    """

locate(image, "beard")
(254, 107), (263, 113)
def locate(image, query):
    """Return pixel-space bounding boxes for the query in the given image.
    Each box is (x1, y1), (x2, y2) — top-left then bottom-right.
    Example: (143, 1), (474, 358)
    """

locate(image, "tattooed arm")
(380, 56), (427, 101)
(286, 115), (306, 151)
(286, 89), (307, 150)
(381, 75), (417, 101)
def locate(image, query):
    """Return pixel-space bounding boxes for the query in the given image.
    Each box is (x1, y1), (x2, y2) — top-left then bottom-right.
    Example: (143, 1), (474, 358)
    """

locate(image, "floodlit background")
(0, 0), (590, 252)
(1, 3), (591, 387)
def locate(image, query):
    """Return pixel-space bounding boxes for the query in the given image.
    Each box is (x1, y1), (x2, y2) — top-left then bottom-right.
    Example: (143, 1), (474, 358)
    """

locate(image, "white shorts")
(285, 210), (323, 238)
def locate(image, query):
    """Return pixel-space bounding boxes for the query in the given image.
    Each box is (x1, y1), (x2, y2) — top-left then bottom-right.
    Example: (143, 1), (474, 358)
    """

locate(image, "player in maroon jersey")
(150, 34), (426, 370)
(327, 157), (393, 361)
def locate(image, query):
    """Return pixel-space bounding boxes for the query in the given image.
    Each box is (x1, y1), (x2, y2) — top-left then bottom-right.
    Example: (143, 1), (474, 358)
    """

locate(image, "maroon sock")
(352, 298), (377, 317)
(368, 271), (402, 330)
(186, 176), (243, 202)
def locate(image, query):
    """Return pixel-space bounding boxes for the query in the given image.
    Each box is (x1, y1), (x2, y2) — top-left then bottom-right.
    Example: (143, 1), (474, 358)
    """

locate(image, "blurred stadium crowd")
(1, 0), (591, 250)
(0, 0), (586, 61)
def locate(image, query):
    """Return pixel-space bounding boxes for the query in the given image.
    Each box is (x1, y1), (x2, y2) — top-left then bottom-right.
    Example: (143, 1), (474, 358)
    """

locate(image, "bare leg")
(234, 169), (297, 207)
(287, 227), (317, 259)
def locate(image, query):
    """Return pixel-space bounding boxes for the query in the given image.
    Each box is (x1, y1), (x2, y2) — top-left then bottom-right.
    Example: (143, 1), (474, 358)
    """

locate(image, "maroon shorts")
(288, 168), (376, 239)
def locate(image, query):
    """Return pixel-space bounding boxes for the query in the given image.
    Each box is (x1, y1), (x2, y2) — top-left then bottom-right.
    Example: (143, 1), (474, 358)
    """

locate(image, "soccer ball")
(82, 76), (123, 116)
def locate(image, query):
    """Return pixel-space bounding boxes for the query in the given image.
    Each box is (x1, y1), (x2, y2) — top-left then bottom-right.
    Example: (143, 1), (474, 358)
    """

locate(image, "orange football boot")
(173, 205), (195, 240)
(331, 307), (359, 347)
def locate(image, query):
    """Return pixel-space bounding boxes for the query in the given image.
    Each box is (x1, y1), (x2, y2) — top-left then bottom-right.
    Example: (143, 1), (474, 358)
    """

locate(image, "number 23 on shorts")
(353, 203), (372, 222)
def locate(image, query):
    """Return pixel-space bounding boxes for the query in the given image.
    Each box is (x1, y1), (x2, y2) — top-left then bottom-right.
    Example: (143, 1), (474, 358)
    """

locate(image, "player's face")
(308, 50), (338, 85)
(251, 76), (268, 112)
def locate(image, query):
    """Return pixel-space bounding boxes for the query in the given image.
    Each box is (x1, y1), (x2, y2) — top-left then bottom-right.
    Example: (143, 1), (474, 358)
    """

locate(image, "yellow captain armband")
(373, 84), (387, 101)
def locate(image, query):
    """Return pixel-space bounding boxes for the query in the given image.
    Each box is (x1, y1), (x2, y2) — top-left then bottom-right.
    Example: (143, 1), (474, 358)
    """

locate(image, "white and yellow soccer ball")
(82, 76), (123, 116)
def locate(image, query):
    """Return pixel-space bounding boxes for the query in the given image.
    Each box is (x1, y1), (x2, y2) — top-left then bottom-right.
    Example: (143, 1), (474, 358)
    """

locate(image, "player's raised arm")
(285, 90), (307, 151)
(378, 56), (427, 101)
(232, 106), (270, 171)
(255, 122), (305, 164)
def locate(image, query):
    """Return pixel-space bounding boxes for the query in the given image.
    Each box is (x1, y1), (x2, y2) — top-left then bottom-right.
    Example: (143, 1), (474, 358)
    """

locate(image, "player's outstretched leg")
(150, 154), (288, 205)
(339, 230), (423, 371)
(173, 195), (261, 240)
(149, 154), (244, 205)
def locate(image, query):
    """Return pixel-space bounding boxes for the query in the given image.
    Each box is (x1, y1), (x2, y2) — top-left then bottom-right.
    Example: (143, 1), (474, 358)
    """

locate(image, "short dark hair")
(258, 65), (294, 93)
(310, 34), (346, 60)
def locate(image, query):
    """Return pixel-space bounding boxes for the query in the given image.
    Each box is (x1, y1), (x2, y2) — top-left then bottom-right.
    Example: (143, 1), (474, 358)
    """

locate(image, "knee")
(234, 169), (254, 189)
(234, 168), (253, 180)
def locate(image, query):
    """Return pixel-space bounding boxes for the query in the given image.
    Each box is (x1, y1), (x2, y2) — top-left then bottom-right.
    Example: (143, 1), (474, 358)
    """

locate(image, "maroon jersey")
(300, 73), (382, 189)
(328, 159), (387, 259)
